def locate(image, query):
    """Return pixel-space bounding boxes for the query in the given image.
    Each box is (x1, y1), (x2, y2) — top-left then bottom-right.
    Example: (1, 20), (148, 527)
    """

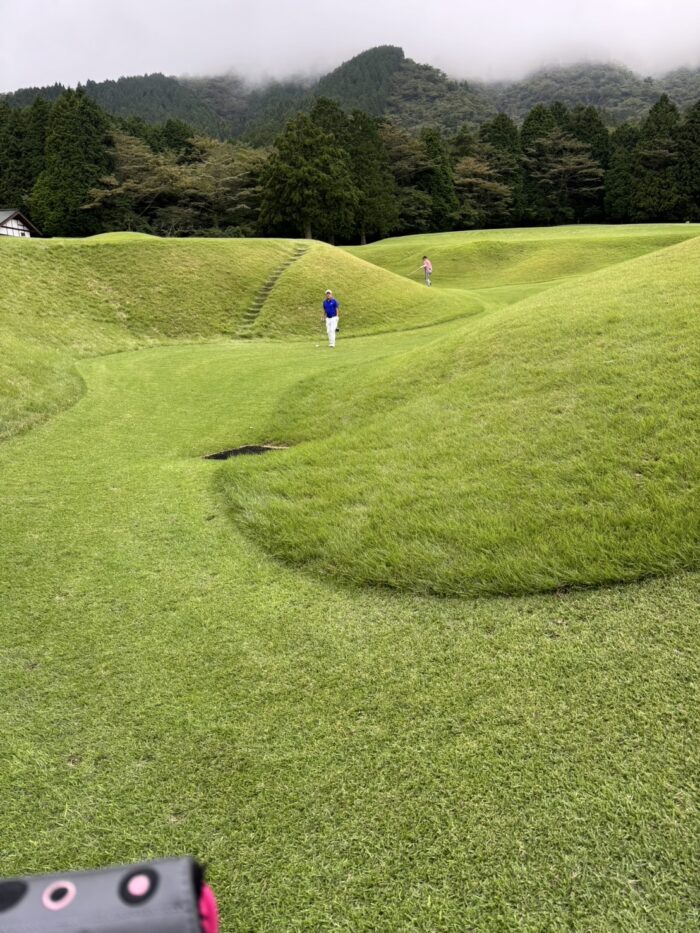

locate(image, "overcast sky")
(2, 0), (700, 94)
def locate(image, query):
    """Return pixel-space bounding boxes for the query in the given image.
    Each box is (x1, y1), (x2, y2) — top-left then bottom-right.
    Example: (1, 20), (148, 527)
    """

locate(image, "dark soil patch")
(204, 444), (289, 460)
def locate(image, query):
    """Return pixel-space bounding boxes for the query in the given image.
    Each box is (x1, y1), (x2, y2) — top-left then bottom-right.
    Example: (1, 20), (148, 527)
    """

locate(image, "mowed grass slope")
(2, 236), (465, 441)
(1, 338), (698, 931)
(0, 236), (295, 439)
(345, 224), (700, 292)
(251, 241), (480, 338)
(222, 235), (700, 596)
(1, 225), (699, 929)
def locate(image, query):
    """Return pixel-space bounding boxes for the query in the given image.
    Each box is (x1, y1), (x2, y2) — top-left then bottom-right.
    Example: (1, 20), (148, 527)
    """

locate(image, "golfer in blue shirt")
(323, 289), (340, 347)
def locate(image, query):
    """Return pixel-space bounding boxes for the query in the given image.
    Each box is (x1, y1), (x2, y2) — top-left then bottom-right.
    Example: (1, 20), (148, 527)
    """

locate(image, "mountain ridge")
(3, 46), (700, 141)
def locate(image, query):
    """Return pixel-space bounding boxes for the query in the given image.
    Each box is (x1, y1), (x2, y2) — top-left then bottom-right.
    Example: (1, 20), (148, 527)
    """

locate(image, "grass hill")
(222, 226), (700, 596)
(0, 236), (297, 439)
(1, 224), (699, 929)
(0, 234), (474, 440)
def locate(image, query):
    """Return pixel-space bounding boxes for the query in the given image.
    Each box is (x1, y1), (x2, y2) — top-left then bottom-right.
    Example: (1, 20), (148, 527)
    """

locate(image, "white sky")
(2, 0), (700, 93)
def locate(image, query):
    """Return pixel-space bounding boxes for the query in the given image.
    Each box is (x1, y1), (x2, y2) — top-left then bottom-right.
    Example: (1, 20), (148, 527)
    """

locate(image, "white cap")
(325, 289), (332, 294)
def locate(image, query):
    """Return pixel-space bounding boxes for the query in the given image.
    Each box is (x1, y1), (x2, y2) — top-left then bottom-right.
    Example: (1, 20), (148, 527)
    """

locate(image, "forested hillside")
(482, 63), (700, 123)
(3, 81), (700, 241)
(2, 73), (224, 137)
(5, 47), (700, 142)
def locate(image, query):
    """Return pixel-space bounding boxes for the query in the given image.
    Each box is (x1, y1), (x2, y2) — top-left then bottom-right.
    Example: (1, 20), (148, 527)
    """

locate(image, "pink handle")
(198, 883), (219, 933)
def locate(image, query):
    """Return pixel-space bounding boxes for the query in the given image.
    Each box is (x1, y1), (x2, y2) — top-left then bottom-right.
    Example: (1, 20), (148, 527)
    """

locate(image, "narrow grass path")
(1, 332), (698, 930)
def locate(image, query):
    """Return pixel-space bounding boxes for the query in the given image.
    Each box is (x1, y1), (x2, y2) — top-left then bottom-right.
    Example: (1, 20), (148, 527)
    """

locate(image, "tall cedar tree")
(675, 100), (700, 220)
(605, 124), (640, 222)
(309, 97), (349, 140)
(23, 97), (51, 188)
(0, 104), (27, 207)
(568, 106), (611, 168)
(454, 152), (513, 228)
(260, 112), (357, 241)
(417, 127), (459, 231)
(450, 124), (477, 160)
(520, 105), (558, 222)
(630, 95), (682, 222)
(31, 89), (111, 236)
(567, 106), (610, 219)
(378, 122), (433, 233)
(347, 110), (398, 243)
(524, 127), (604, 224)
(478, 113), (524, 221)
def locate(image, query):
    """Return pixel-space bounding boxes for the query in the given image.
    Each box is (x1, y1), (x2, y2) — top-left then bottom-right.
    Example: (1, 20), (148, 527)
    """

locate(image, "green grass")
(224, 234), (700, 596)
(252, 241), (480, 338)
(1, 226), (699, 930)
(0, 235), (297, 440)
(345, 224), (700, 289)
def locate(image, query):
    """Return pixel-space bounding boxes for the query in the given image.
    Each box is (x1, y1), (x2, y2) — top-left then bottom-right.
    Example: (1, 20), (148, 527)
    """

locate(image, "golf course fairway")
(1, 225), (698, 930)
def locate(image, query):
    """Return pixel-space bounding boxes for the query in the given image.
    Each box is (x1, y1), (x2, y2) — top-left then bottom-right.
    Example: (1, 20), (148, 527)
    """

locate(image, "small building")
(0, 209), (42, 238)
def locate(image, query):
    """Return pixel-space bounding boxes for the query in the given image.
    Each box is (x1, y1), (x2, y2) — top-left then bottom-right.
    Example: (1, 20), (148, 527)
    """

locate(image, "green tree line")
(2, 88), (700, 240)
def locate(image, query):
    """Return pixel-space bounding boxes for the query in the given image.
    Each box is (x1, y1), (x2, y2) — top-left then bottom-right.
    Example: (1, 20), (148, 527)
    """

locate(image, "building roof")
(0, 209), (42, 236)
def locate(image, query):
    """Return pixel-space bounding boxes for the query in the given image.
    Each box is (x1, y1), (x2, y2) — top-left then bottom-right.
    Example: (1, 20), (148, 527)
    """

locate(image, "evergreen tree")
(568, 105), (611, 168)
(450, 123), (477, 160)
(520, 104), (558, 150)
(630, 94), (682, 221)
(676, 100), (700, 220)
(454, 153), (513, 228)
(479, 113), (520, 154)
(605, 123), (640, 222)
(565, 106), (610, 220)
(0, 103), (27, 207)
(378, 121), (432, 234)
(417, 127), (459, 231)
(260, 112), (357, 241)
(23, 97), (51, 186)
(479, 113), (524, 221)
(155, 118), (197, 158)
(524, 128), (604, 224)
(31, 89), (111, 236)
(520, 105), (558, 222)
(346, 110), (398, 243)
(549, 101), (571, 129)
(309, 97), (350, 141)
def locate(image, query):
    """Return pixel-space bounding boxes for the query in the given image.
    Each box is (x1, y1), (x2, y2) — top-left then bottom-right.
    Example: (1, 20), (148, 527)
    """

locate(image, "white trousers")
(326, 316), (338, 346)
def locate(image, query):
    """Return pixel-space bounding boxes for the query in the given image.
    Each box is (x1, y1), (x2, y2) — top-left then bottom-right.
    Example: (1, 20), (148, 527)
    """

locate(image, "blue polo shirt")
(323, 298), (339, 318)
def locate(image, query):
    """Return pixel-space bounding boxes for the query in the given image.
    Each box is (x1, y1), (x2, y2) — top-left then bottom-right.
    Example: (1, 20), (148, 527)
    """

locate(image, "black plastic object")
(0, 857), (203, 932)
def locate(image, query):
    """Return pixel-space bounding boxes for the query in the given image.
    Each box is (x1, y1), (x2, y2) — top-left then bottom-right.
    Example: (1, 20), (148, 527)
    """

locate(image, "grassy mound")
(0, 236), (474, 440)
(222, 235), (700, 596)
(0, 236), (297, 439)
(1, 225), (699, 928)
(251, 241), (479, 338)
(345, 224), (700, 292)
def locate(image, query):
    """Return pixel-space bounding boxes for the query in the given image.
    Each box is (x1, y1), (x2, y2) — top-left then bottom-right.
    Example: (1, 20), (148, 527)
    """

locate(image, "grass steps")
(237, 244), (309, 337)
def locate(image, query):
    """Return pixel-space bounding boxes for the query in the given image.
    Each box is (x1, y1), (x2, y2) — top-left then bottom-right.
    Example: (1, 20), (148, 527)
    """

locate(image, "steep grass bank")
(222, 235), (700, 596)
(345, 224), (700, 290)
(251, 243), (480, 338)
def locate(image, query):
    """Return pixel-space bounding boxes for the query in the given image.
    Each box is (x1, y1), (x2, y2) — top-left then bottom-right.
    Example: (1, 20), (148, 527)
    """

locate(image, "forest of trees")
(2, 85), (700, 240)
(5, 47), (700, 143)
